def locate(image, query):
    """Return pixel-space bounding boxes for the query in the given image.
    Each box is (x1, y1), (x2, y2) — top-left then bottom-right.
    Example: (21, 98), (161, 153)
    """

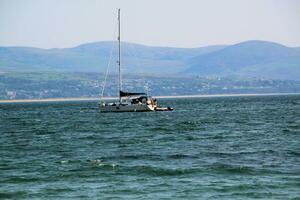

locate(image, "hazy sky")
(0, 0), (299, 48)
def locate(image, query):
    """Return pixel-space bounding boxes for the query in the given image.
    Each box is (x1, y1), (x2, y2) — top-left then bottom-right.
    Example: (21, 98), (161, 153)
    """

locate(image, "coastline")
(0, 93), (299, 103)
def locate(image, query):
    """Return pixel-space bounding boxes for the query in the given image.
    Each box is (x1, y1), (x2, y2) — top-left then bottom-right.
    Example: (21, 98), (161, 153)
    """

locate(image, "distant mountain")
(0, 42), (226, 74)
(185, 40), (300, 80)
(1, 40), (299, 80)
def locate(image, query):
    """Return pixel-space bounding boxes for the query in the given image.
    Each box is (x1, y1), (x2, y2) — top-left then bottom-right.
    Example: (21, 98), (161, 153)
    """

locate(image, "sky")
(0, 0), (299, 48)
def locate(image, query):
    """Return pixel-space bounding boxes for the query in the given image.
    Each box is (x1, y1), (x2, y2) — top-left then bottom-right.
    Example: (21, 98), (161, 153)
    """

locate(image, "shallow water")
(1, 95), (300, 199)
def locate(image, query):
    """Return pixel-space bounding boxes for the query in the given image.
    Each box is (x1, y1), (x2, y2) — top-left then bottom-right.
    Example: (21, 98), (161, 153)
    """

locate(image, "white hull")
(99, 103), (155, 112)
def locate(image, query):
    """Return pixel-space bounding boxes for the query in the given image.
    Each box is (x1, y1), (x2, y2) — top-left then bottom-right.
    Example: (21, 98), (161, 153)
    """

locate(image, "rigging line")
(128, 43), (148, 94)
(100, 41), (115, 99)
(100, 25), (118, 99)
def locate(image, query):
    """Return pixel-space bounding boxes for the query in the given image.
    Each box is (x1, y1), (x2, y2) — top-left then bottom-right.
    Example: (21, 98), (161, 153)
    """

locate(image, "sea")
(1, 95), (300, 199)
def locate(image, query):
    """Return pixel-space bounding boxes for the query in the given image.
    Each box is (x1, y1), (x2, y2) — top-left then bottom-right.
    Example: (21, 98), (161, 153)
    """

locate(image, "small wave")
(287, 150), (300, 156)
(43, 187), (75, 193)
(60, 160), (69, 164)
(89, 159), (116, 169)
(100, 154), (162, 161)
(167, 154), (195, 159)
(287, 125), (300, 129)
(185, 135), (197, 140)
(211, 191), (273, 199)
(210, 164), (256, 175)
(4, 176), (40, 183)
(148, 126), (173, 132)
(173, 121), (200, 132)
(126, 165), (197, 176)
(57, 159), (117, 171)
(205, 149), (276, 157)
(282, 129), (291, 133)
(0, 163), (19, 170)
(0, 191), (27, 199)
(209, 163), (288, 176)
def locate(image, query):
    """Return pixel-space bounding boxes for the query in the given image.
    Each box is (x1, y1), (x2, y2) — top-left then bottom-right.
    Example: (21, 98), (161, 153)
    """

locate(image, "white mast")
(118, 9), (122, 103)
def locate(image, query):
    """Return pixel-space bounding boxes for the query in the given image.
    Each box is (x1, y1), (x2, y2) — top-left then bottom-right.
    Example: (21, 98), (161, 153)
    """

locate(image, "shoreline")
(0, 93), (299, 103)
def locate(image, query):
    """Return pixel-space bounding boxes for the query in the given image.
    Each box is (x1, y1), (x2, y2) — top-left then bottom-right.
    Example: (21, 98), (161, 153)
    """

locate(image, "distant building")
(6, 90), (16, 99)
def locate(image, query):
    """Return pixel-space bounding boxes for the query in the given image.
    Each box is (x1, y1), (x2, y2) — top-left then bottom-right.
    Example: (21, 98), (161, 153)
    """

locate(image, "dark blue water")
(1, 95), (300, 199)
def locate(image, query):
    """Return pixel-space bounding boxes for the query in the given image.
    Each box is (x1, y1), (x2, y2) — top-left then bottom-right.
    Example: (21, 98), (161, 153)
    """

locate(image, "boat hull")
(99, 104), (155, 112)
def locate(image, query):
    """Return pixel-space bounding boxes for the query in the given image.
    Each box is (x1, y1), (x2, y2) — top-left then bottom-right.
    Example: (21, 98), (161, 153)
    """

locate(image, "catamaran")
(99, 9), (173, 112)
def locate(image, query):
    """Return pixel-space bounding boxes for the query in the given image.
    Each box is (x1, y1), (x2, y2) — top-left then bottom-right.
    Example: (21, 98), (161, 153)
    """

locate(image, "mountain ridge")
(0, 41), (226, 73)
(185, 40), (300, 80)
(0, 40), (299, 80)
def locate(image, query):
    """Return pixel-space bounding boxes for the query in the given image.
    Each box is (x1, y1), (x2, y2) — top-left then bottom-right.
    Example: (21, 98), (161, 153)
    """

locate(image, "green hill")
(1, 40), (299, 80)
(185, 40), (300, 80)
(0, 42), (225, 74)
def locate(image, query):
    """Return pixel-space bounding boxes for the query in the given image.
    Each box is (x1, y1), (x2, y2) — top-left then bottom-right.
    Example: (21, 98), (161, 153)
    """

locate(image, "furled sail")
(120, 90), (146, 97)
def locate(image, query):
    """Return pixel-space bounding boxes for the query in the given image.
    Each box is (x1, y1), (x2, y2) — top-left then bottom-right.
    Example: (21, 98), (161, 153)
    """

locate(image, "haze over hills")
(185, 40), (300, 80)
(0, 40), (299, 80)
(0, 42), (226, 74)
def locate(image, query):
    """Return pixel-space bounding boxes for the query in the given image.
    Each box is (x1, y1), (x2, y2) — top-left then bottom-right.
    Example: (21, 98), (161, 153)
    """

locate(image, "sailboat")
(99, 9), (173, 112)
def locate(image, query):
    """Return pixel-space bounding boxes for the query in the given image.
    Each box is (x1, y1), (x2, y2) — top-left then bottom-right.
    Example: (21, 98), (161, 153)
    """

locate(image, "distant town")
(1, 72), (299, 100)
